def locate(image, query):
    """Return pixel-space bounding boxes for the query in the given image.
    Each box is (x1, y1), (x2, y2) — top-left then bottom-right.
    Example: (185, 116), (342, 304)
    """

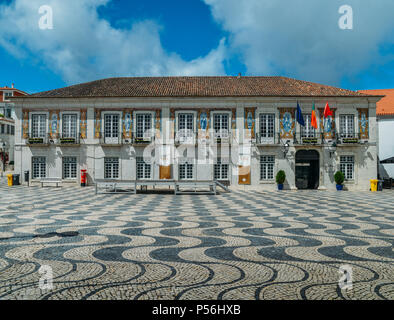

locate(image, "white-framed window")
(340, 155), (354, 180)
(135, 113), (153, 139)
(62, 114), (77, 138)
(259, 114), (275, 138)
(175, 112), (196, 144)
(136, 156), (151, 180)
(178, 113), (193, 131)
(340, 115), (355, 138)
(104, 157), (119, 179)
(179, 162), (194, 180)
(3, 91), (13, 101)
(63, 157), (77, 179)
(260, 156), (275, 181)
(32, 157), (46, 179)
(214, 158), (229, 180)
(0, 124), (4, 134)
(301, 114), (316, 138)
(213, 112), (230, 138)
(103, 113), (120, 143)
(31, 114), (47, 138)
(11, 125), (14, 135)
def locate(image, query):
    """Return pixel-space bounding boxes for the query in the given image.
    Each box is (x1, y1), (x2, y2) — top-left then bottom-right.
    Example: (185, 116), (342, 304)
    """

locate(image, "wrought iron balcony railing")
(99, 133), (122, 145)
(58, 133), (81, 145)
(255, 132), (280, 145)
(293, 131), (323, 145)
(26, 134), (49, 145)
(132, 132), (156, 145)
(337, 132), (363, 144)
(175, 130), (197, 145)
(212, 130), (231, 144)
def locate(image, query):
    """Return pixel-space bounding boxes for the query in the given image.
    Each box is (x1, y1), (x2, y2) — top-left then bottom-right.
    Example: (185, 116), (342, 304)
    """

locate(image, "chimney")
(11, 83), (14, 88)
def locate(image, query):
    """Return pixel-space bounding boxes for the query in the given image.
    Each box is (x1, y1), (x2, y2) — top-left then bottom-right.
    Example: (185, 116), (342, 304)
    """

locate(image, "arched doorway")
(295, 150), (320, 190)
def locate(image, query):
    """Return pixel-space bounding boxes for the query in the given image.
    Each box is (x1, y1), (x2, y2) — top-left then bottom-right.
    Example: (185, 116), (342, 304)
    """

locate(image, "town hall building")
(10, 76), (383, 191)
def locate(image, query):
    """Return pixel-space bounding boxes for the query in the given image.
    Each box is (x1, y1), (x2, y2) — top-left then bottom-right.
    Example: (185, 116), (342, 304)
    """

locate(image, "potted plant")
(60, 137), (76, 144)
(276, 170), (286, 190)
(28, 137), (44, 144)
(334, 171), (345, 190)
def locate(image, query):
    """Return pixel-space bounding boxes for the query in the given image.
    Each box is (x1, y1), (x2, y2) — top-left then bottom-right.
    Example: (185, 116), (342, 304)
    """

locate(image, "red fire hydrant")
(81, 169), (87, 187)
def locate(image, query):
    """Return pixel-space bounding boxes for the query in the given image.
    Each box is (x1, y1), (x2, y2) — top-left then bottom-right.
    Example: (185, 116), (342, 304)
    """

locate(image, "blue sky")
(0, 0), (393, 94)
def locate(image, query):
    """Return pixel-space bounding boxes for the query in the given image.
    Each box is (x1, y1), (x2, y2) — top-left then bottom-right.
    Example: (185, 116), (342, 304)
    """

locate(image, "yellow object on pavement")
(7, 174), (13, 186)
(370, 179), (378, 192)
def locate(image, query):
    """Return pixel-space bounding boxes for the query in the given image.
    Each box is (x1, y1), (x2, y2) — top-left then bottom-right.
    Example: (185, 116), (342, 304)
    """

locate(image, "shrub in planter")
(60, 137), (76, 144)
(334, 171), (345, 190)
(28, 137), (44, 144)
(302, 137), (318, 144)
(276, 170), (286, 190)
(343, 138), (359, 144)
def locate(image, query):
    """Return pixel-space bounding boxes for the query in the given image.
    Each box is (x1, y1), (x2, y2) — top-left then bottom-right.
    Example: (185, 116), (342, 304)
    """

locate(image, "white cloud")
(204, 0), (394, 85)
(0, 0), (227, 84)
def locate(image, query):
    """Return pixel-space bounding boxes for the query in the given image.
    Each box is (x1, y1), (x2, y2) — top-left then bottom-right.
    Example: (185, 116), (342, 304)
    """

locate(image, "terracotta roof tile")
(21, 76), (372, 99)
(359, 89), (394, 116)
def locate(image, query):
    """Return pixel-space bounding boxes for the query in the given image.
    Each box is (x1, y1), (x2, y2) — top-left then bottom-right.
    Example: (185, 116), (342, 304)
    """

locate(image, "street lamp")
(328, 141), (337, 158)
(282, 140), (290, 157)
(0, 140), (7, 176)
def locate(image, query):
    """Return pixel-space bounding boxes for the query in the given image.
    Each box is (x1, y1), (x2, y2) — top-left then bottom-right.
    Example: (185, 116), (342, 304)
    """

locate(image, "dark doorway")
(295, 150), (320, 190)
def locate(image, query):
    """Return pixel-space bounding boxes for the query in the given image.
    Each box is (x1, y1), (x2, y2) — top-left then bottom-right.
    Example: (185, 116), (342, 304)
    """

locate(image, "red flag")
(324, 102), (333, 118)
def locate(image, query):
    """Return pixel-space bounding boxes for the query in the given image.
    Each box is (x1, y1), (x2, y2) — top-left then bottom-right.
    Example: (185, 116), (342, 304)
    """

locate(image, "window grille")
(214, 158), (229, 180)
(32, 157), (46, 179)
(136, 157), (151, 179)
(260, 156), (275, 180)
(63, 157), (77, 179)
(340, 156), (354, 180)
(104, 157), (119, 179)
(31, 114), (46, 138)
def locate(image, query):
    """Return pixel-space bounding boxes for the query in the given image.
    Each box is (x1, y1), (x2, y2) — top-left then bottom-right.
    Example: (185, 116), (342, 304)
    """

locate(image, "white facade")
(13, 95), (380, 191)
(377, 117), (394, 178)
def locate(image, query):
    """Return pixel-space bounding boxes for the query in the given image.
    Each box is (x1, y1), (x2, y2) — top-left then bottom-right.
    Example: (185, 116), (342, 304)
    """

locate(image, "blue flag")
(296, 102), (305, 126)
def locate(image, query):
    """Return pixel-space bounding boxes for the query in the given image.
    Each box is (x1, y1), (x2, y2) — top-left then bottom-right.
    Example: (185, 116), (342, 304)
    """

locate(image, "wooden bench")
(40, 178), (62, 188)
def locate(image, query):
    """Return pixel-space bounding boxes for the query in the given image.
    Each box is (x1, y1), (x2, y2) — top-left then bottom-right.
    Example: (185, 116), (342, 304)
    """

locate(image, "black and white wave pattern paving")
(0, 181), (393, 300)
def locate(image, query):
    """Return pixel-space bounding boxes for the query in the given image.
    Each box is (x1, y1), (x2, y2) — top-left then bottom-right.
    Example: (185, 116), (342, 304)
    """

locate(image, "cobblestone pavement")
(0, 180), (393, 300)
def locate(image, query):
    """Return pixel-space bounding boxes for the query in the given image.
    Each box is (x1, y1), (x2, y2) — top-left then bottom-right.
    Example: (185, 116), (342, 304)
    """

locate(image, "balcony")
(255, 132), (280, 145)
(212, 130), (231, 144)
(175, 129), (197, 145)
(99, 133), (122, 146)
(26, 134), (49, 146)
(337, 132), (365, 145)
(57, 133), (81, 146)
(132, 132), (155, 145)
(293, 132), (323, 145)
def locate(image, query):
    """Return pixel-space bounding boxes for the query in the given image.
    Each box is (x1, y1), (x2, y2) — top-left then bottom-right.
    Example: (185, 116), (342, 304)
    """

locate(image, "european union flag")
(296, 102), (305, 126)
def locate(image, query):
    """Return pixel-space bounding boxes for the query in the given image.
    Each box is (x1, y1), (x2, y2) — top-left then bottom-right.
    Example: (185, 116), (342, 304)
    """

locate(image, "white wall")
(378, 118), (394, 160)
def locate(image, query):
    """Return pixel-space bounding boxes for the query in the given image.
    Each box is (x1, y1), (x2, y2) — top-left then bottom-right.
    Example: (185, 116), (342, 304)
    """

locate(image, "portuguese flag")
(311, 102), (318, 129)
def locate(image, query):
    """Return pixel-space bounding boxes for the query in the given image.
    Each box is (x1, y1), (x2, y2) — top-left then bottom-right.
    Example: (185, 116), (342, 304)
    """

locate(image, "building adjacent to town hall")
(0, 84), (28, 169)
(359, 89), (394, 180)
(10, 76), (383, 191)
